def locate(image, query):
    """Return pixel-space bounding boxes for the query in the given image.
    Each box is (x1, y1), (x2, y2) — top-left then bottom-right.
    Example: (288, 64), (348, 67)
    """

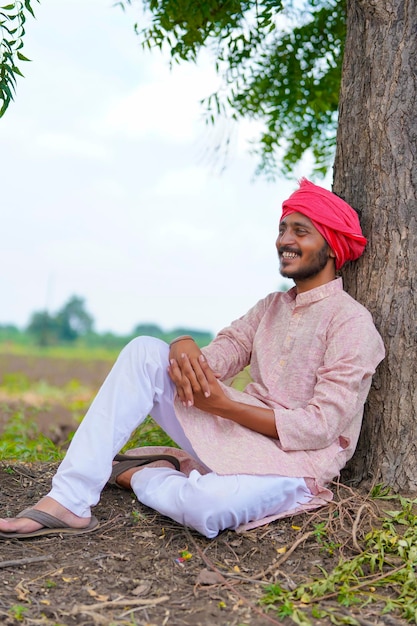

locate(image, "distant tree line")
(0, 295), (213, 349)
(27, 296), (94, 346)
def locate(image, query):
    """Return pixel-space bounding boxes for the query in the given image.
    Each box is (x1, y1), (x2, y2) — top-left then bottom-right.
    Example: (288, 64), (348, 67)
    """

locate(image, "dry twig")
(0, 555), (53, 569)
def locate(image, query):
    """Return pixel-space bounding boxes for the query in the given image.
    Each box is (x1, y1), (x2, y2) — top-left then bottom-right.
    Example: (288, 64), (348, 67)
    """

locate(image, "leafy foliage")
(27, 295), (95, 346)
(122, 415), (177, 451)
(121, 0), (345, 176)
(0, 0), (37, 117)
(0, 410), (175, 463)
(2, 1), (345, 174)
(261, 488), (417, 625)
(55, 295), (95, 341)
(0, 412), (63, 462)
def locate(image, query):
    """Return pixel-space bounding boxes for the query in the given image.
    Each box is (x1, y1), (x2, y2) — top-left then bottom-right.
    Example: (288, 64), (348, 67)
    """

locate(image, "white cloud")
(151, 166), (209, 197)
(98, 61), (219, 142)
(34, 132), (110, 160)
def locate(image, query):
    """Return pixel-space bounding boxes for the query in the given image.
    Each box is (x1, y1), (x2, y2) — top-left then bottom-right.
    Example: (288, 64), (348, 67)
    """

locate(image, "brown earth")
(0, 353), (410, 626)
(0, 353), (112, 447)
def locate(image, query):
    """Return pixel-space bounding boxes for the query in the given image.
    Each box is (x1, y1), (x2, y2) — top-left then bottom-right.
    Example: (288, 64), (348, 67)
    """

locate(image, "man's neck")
(294, 267), (337, 294)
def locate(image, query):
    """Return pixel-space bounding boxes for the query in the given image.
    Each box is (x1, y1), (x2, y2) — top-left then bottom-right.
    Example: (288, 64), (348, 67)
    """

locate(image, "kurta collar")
(283, 277), (343, 306)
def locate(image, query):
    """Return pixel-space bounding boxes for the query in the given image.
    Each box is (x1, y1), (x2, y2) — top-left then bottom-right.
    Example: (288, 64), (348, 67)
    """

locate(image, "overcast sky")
(0, 0), (331, 336)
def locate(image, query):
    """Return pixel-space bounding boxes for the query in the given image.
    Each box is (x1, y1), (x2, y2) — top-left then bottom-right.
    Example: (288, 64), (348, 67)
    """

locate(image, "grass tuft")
(260, 486), (417, 625)
(0, 412), (63, 462)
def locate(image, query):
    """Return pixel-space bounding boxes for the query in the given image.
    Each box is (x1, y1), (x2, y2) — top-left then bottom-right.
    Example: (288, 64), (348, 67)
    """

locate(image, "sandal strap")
(113, 453), (180, 471)
(109, 455), (180, 487)
(16, 508), (72, 529)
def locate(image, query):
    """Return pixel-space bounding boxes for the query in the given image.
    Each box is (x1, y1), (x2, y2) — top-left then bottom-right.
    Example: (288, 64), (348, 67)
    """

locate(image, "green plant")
(44, 579), (57, 589)
(312, 521), (341, 556)
(0, 1), (38, 117)
(1, 371), (30, 392)
(0, 412), (63, 462)
(261, 490), (417, 625)
(131, 510), (145, 524)
(0, 412), (176, 464)
(8, 604), (28, 621)
(122, 416), (178, 451)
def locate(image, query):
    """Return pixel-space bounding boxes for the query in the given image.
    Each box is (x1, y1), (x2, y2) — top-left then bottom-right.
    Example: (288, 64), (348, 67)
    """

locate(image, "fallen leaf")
(195, 569), (223, 585)
(134, 531), (154, 539)
(131, 583), (151, 596)
(14, 583), (29, 602)
(87, 588), (109, 601)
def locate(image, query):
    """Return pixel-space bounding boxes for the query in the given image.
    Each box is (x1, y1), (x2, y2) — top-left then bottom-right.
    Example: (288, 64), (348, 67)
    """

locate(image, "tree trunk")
(333, 0), (417, 492)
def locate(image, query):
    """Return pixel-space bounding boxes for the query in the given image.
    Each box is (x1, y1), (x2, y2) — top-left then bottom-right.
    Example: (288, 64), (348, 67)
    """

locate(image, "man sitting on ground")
(0, 178), (385, 540)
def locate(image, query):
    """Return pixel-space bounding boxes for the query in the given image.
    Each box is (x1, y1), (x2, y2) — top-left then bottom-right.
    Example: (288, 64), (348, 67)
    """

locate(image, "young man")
(0, 178), (385, 540)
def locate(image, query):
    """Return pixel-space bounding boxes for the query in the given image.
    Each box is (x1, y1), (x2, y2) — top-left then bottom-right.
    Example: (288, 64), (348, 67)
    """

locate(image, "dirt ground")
(0, 461), (340, 626)
(0, 353), (411, 626)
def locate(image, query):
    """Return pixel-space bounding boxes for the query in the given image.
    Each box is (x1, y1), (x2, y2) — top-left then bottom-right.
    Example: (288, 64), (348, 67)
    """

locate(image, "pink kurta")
(173, 278), (385, 509)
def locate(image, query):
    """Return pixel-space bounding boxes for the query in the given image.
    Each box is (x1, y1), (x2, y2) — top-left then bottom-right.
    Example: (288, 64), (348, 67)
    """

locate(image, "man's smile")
(280, 251), (299, 259)
(279, 247), (301, 261)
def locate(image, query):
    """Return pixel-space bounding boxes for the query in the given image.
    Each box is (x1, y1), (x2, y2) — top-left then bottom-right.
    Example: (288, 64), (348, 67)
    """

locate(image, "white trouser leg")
(131, 468), (312, 538)
(48, 337), (191, 517)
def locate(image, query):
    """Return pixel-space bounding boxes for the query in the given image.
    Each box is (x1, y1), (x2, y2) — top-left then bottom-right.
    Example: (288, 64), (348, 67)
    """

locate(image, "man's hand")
(168, 339), (215, 406)
(191, 357), (231, 414)
(169, 340), (278, 438)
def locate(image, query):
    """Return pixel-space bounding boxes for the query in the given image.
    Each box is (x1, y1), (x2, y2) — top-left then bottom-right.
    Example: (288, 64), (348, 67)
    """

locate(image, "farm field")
(0, 350), (414, 626)
(0, 351), (112, 454)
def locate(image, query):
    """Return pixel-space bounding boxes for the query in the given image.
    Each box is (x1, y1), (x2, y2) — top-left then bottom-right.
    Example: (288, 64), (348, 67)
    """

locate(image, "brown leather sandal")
(0, 509), (99, 540)
(109, 453), (181, 488)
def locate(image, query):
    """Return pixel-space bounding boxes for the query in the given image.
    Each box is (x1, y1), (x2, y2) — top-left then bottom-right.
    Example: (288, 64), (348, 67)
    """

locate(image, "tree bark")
(333, 0), (417, 491)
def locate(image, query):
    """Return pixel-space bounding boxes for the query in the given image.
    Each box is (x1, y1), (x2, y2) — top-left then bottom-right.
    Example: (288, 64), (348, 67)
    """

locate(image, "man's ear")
(328, 247), (336, 259)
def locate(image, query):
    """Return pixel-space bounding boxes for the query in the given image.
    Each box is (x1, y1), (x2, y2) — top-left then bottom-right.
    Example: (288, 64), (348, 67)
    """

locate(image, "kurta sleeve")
(201, 294), (274, 381)
(274, 310), (385, 451)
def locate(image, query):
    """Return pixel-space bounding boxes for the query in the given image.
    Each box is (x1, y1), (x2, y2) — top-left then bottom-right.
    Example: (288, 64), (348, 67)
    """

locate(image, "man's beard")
(280, 243), (330, 281)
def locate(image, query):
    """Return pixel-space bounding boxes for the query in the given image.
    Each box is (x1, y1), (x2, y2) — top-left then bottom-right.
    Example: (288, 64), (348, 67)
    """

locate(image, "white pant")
(49, 337), (312, 538)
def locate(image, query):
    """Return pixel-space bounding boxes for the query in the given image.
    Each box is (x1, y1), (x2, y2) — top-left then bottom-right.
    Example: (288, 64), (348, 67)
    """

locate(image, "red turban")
(281, 178), (367, 270)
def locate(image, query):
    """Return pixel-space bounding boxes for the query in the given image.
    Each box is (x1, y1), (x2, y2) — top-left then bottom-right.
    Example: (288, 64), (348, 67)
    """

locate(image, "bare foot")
(114, 460), (176, 490)
(0, 496), (91, 535)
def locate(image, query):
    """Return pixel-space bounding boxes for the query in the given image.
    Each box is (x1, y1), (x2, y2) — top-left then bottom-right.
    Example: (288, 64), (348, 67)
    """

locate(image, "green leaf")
(16, 51), (31, 61)
(24, 0), (37, 18)
(11, 64), (24, 77)
(0, 0), (37, 116)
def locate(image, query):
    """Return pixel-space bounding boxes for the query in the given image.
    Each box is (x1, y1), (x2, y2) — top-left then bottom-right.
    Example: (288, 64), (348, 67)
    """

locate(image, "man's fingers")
(196, 354), (216, 396)
(168, 353), (217, 406)
(168, 358), (194, 406)
(175, 386), (186, 404)
(179, 353), (206, 393)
